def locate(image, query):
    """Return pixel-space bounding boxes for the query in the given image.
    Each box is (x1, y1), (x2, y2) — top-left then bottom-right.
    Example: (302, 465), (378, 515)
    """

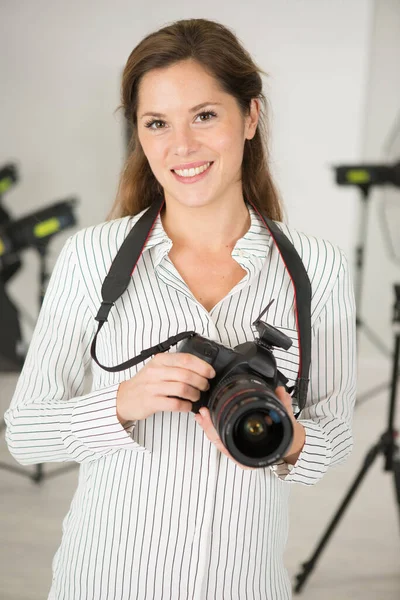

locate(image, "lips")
(170, 161), (213, 171)
(171, 161), (214, 184)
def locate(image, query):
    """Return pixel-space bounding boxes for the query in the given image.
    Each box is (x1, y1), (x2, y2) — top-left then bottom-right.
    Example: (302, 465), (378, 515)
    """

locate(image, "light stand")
(294, 284), (400, 593)
(350, 183), (393, 409)
(1, 196), (79, 483)
(335, 163), (400, 365)
(0, 240), (79, 482)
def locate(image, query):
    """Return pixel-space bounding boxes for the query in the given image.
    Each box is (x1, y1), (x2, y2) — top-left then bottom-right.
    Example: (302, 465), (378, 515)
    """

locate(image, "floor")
(0, 357), (399, 600)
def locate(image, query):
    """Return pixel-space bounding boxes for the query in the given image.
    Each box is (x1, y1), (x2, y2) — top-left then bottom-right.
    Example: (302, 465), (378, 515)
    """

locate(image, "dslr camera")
(177, 305), (295, 468)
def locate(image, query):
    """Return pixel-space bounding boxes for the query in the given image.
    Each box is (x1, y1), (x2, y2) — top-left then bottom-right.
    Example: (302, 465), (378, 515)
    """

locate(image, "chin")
(165, 193), (219, 210)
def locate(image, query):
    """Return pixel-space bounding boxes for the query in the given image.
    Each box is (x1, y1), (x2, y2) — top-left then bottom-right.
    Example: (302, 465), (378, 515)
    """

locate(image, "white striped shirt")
(5, 204), (357, 600)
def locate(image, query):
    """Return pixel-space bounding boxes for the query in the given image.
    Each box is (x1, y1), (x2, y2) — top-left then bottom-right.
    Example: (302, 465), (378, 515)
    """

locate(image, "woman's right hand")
(116, 352), (216, 424)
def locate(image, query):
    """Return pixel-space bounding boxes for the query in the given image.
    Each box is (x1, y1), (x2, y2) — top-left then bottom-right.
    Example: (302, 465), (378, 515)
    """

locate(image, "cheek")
(213, 123), (241, 150)
(213, 126), (246, 164)
(140, 137), (165, 170)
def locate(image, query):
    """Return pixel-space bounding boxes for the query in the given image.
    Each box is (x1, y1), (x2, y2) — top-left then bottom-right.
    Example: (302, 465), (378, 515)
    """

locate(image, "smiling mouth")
(171, 162), (214, 178)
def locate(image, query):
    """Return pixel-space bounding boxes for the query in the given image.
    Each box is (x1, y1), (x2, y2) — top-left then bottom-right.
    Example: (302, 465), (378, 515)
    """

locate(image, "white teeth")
(174, 162), (211, 177)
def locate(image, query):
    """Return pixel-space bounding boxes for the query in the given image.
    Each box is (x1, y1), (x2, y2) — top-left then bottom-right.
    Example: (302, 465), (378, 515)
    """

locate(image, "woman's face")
(136, 59), (259, 210)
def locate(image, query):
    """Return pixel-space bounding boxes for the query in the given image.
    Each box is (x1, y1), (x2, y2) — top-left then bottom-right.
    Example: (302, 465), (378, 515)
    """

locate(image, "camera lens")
(233, 408), (285, 459)
(241, 413), (268, 438)
(209, 375), (293, 468)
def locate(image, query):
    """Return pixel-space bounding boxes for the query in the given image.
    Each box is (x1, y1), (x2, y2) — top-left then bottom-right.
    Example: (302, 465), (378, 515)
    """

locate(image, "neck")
(161, 197), (251, 254)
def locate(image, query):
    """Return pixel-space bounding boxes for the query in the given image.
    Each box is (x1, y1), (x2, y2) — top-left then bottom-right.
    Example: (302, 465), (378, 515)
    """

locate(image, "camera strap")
(254, 208), (312, 412)
(90, 197), (311, 412)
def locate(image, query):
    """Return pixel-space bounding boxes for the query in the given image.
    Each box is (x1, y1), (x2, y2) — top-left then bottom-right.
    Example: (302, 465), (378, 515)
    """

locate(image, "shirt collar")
(136, 202), (272, 271)
(231, 203), (272, 260)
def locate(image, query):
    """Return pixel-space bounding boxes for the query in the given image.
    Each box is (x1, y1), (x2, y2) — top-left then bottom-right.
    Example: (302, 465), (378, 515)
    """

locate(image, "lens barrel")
(209, 375), (293, 468)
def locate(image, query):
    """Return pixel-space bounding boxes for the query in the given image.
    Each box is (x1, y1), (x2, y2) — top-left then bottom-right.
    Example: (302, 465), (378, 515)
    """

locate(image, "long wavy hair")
(108, 18), (283, 221)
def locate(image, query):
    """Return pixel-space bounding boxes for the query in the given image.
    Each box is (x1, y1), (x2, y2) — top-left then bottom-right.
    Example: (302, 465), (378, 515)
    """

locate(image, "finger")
(275, 386), (295, 417)
(157, 366), (210, 392)
(275, 386), (291, 404)
(195, 409), (255, 470)
(196, 410), (225, 448)
(154, 352), (216, 379)
(197, 409), (231, 450)
(275, 385), (288, 398)
(157, 381), (201, 403)
(158, 395), (194, 413)
(197, 407), (220, 441)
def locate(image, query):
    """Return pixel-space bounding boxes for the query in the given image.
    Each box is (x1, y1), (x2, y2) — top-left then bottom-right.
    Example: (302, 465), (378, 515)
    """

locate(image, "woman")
(5, 18), (356, 600)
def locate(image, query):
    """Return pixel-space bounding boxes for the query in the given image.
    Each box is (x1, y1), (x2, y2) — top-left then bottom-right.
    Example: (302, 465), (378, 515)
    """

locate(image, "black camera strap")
(90, 197), (311, 411)
(90, 200), (197, 373)
(257, 211), (312, 411)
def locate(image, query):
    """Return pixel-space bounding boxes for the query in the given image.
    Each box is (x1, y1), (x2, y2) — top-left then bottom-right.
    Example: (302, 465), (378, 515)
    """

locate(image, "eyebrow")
(139, 101), (222, 119)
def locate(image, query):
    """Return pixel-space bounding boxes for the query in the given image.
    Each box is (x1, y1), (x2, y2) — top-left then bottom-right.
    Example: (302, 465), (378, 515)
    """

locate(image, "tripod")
(294, 283), (400, 593)
(353, 185), (393, 409)
(0, 241), (78, 483)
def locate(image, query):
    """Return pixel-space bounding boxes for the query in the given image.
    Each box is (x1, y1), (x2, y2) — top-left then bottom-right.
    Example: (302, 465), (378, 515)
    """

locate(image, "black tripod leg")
(31, 463), (43, 483)
(294, 438), (383, 594)
(393, 447), (400, 522)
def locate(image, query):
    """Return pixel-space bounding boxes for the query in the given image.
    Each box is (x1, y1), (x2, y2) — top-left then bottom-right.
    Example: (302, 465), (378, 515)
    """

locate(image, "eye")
(144, 110), (217, 130)
(144, 118), (164, 130)
(197, 110), (217, 122)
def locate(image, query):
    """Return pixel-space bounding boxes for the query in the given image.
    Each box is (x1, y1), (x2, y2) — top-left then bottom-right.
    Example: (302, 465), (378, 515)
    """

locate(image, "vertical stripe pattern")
(4, 205), (357, 599)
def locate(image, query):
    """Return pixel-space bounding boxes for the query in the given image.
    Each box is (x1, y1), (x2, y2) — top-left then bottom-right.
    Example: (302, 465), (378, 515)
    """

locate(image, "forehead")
(137, 61), (226, 110)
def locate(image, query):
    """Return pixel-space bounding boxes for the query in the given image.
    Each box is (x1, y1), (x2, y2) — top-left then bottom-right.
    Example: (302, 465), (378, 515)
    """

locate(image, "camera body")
(177, 313), (295, 468)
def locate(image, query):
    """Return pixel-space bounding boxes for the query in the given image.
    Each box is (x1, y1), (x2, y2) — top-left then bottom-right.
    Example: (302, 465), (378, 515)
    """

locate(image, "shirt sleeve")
(270, 250), (357, 485)
(4, 236), (148, 466)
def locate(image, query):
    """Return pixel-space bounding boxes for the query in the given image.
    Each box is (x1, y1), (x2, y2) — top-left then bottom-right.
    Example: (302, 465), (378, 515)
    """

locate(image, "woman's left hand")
(194, 386), (305, 470)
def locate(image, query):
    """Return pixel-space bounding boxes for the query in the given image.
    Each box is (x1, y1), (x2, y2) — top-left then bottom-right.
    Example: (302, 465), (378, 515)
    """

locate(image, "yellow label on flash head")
(0, 177), (12, 194)
(34, 218), (61, 238)
(0, 237), (5, 256)
(346, 170), (371, 184)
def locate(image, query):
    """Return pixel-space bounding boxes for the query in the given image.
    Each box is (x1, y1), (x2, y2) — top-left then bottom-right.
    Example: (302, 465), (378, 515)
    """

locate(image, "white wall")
(357, 0), (400, 359)
(0, 0), (374, 345)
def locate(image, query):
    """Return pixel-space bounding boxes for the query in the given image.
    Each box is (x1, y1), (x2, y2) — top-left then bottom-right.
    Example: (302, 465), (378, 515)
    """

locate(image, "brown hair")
(108, 18), (284, 221)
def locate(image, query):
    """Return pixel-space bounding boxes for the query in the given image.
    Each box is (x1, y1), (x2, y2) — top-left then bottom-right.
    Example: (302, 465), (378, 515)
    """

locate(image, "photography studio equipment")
(0, 163), (24, 372)
(294, 157), (400, 593)
(0, 194), (79, 483)
(0, 279), (24, 372)
(381, 118), (400, 266)
(0, 198), (78, 265)
(334, 160), (400, 364)
(381, 184), (400, 265)
(0, 163), (18, 195)
(295, 284), (400, 594)
(335, 160), (400, 187)
(0, 163), (22, 285)
(90, 196), (312, 469)
(0, 198), (78, 367)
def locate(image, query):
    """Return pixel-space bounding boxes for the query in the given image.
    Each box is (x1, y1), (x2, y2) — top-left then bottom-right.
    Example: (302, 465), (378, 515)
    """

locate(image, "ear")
(244, 98), (261, 140)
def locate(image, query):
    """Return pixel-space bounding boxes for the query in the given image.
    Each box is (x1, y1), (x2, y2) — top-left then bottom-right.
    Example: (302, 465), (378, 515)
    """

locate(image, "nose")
(171, 124), (200, 156)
